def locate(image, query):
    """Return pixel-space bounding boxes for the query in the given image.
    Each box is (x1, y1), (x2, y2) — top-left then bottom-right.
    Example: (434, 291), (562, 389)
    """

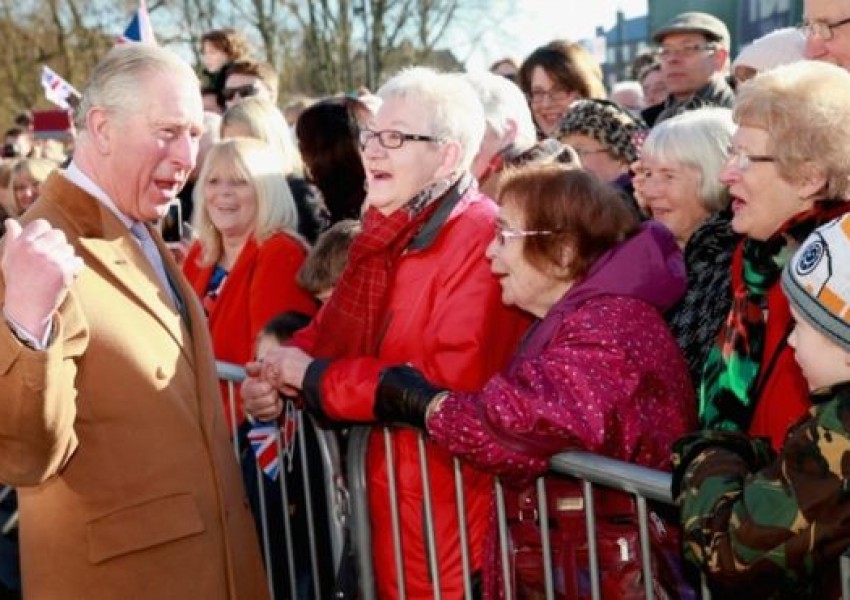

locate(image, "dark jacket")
(642, 74), (735, 127)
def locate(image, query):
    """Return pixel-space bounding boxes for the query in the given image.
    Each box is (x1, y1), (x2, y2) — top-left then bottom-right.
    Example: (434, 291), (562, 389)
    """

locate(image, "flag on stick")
(40, 66), (81, 111)
(117, 0), (156, 45)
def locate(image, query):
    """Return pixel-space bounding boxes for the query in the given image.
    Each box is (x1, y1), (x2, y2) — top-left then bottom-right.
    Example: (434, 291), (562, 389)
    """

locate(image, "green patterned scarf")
(699, 201), (848, 432)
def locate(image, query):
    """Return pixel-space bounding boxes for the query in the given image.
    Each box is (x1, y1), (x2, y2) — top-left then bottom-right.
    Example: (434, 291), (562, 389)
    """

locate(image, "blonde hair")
(220, 96), (302, 175)
(734, 60), (850, 199)
(8, 157), (60, 215)
(192, 137), (299, 266)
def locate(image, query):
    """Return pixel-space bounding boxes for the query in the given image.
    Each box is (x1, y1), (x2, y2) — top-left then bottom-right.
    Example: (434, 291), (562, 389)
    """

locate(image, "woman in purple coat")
(372, 164), (697, 598)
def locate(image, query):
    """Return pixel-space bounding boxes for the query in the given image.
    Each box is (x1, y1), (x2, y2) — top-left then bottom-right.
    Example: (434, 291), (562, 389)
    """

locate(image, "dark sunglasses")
(223, 83), (261, 102)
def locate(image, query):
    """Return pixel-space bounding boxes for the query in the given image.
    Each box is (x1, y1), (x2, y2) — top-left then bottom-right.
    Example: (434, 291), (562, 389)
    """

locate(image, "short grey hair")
(462, 71), (537, 153)
(377, 67), (485, 173)
(641, 107), (734, 213)
(74, 44), (198, 131)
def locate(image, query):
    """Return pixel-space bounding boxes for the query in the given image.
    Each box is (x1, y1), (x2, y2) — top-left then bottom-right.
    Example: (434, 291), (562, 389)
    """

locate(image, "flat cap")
(653, 11), (730, 48)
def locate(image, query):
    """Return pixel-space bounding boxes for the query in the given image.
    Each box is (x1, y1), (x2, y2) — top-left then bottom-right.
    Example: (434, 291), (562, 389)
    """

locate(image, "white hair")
(377, 67), (485, 173)
(461, 71), (537, 152)
(75, 44), (197, 131)
(641, 107), (735, 212)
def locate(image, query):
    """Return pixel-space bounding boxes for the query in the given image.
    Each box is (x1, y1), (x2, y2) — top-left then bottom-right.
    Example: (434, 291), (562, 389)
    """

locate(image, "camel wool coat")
(0, 172), (270, 600)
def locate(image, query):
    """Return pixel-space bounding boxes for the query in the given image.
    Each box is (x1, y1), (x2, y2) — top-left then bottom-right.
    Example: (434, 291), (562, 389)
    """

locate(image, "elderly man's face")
(101, 71), (204, 222)
(804, 0), (850, 69)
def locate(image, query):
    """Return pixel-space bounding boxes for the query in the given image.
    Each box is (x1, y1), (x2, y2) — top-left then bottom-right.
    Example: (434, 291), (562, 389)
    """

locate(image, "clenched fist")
(2, 218), (84, 340)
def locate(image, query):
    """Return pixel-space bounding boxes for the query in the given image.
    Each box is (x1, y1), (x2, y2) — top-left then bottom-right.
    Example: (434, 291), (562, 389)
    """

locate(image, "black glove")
(374, 365), (446, 429)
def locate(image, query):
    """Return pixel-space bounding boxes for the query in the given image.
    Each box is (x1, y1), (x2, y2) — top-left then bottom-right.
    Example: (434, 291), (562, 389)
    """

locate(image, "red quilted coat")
(293, 189), (532, 599)
(183, 232), (317, 428)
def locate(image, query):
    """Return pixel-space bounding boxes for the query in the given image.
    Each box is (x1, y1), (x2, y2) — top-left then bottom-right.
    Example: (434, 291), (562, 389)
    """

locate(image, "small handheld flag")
(40, 66), (80, 111)
(117, 0), (156, 45)
(248, 422), (281, 480)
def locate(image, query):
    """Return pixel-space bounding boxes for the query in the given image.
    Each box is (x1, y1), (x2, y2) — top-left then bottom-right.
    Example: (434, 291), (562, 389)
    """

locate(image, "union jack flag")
(248, 402), (299, 481)
(40, 66), (80, 111)
(117, 0), (157, 46)
(248, 422), (281, 480)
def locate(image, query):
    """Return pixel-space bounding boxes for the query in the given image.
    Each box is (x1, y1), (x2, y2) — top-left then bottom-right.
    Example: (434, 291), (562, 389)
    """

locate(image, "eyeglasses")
(358, 128), (444, 150)
(494, 223), (557, 246)
(657, 43), (717, 60)
(528, 87), (573, 105)
(800, 15), (850, 40)
(725, 146), (776, 171)
(223, 83), (261, 102)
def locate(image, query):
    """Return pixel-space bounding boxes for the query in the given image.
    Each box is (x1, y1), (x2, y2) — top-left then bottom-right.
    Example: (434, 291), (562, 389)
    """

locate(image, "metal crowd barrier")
(346, 425), (850, 600)
(216, 361), (346, 600)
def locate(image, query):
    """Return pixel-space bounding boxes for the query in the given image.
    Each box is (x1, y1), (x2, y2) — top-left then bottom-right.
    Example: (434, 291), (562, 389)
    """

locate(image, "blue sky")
(460, 0), (648, 70)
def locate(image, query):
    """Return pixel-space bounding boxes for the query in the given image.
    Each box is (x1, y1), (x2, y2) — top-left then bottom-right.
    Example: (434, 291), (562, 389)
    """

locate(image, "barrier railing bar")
(549, 451), (672, 502)
(636, 495), (654, 600)
(494, 478), (513, 600)
(296, 411), (323, 600)
(452, 458), (473, 600)
(274, 428), (298, 600)
(254, 454), (274, 597)
(536, 478), (555, 600)
(417, 433), (442, 600)
(383, 427), (407, 600)
(347, 427), (376, 600)
(582, 479), (601, 600)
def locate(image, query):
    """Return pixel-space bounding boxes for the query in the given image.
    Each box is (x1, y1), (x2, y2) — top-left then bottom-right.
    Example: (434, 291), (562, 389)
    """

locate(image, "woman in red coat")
(183, 137), (317, 430)
(241, 67), (532, 599)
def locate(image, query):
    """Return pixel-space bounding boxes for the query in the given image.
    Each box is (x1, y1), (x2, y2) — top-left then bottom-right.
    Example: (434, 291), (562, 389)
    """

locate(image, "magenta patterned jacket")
(428, 220), (697, 478)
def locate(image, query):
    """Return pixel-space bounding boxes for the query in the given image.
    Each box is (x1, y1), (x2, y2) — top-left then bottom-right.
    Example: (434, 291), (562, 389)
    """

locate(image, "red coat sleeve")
(247, 234), (317, 340)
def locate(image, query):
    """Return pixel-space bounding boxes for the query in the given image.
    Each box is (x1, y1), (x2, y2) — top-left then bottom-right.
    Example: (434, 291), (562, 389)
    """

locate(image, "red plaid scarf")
(312, 177), (464, 357)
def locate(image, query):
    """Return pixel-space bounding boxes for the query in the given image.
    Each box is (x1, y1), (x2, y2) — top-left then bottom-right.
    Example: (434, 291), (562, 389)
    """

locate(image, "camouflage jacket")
(672, 385), (850, 599)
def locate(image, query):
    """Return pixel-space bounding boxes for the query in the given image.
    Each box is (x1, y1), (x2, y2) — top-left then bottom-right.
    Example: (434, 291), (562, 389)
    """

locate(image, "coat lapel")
(43, 174), (195, 365)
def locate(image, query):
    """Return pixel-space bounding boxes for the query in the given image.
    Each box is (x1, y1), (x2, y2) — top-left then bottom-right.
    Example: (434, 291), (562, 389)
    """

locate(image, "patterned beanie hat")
(556, 99), (646, 163)
(782, 214), (850, 352)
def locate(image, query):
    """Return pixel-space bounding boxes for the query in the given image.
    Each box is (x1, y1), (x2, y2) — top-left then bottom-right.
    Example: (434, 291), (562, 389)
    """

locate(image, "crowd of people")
(3, 1), (850, 598)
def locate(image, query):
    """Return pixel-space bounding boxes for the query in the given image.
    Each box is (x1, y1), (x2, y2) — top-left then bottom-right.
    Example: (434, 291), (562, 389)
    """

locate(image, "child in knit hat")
(670, 213), (850, 598)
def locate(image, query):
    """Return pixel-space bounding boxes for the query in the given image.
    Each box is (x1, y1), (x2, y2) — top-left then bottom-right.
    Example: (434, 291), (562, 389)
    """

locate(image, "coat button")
(155, 366), (167, 380)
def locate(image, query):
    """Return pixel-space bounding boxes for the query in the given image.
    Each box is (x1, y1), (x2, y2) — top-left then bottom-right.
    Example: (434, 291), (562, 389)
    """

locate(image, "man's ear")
(712, 46), (730, 72)
(85, 107), (113, 155)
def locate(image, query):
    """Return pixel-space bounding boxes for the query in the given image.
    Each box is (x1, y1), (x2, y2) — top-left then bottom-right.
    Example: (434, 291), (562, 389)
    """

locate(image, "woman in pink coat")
(374, 164), (697, 598)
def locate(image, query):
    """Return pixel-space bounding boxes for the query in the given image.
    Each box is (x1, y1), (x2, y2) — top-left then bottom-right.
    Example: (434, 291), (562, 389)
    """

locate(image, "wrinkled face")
(202, 162), (258, 241)
(641, 69), (667, 106)
(719, 126), (806, 241)
(658, 32), (724, 99)
(99, 71), (204, 222)
(360, 95), (449, 215)
(563, 133), (628, 183)
(11, 170), (42, 212)
(804, 0), (850, 69)
(485, 200), (572, 318)
(640, 156), (710, 247)
(201, 41), (229, 73)
(528, 66), (580, 137)
(788, 306), (850, 391)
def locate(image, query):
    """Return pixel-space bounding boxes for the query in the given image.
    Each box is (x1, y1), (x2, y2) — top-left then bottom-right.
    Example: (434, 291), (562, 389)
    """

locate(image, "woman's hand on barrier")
(242, 361), (284, 421)
(257, 346), (312, 393)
